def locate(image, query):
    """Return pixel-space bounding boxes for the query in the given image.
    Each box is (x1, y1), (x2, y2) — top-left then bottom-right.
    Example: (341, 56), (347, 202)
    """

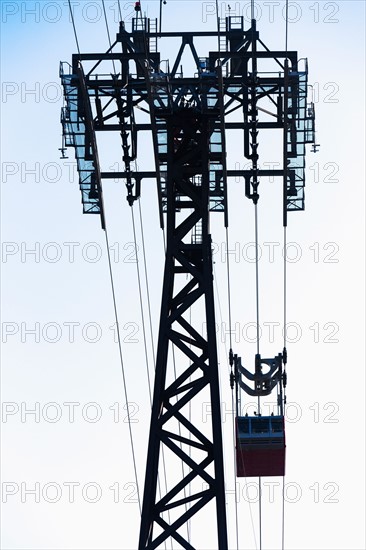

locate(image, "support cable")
(283, 0), (289, 364)
(104, 226), (142, 514)
(254, 205), (262, 550)
(283, 226), (287, 356)
(281, 199), (288, 550)
(254, 204), (260, 358)
(132, 202), (169, 550)
(249, 7), (262, 546)
(66, 0), (141, 528)
(118, 0), (122, 20)
(224, 227), (240, 549)
(225, 227), (233, 354)
(131, 206), (153, 403)
(255, 207), (263, 549)
(138, 200), (156, 367)
(101, 0), (117, 73)
(67, 0), (81, 55)
(225, 226), (241, 549)
(282, 2), (289, 548)
(214, 266), (242, 550)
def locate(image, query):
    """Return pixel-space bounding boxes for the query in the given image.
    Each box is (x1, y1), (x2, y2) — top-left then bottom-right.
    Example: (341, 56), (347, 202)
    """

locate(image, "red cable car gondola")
(236, 415), (286, 477)
(232, 351), (287, 477)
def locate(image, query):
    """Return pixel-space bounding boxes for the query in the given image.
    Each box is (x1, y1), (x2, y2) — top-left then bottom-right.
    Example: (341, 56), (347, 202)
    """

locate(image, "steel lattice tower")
(60, 14), (316, 549)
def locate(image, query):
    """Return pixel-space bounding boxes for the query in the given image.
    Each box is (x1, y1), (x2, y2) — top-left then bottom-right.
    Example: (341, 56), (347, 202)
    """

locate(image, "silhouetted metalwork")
(60, 14), (316, 549)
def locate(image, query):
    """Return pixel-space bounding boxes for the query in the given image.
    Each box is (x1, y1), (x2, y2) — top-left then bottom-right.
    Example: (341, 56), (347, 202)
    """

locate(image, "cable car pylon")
(60, 9), (317, 548)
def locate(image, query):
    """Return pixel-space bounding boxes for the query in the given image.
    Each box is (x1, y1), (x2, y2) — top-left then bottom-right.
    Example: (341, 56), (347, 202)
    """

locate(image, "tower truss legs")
(138, 110), (228, 550)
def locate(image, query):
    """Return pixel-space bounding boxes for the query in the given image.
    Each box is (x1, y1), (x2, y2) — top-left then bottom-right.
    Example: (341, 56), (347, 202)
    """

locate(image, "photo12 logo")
(201, 2), (340, 25)
(1, 2), (139, 25)
(1, 241), (138, 264)
(1, 401), (140, 424)
(1, 480), (140, 504)
(203, 480), (340, 505)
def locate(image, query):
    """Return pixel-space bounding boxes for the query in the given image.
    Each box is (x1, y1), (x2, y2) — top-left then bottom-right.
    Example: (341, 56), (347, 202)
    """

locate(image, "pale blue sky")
(1, 1), (365, 549)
